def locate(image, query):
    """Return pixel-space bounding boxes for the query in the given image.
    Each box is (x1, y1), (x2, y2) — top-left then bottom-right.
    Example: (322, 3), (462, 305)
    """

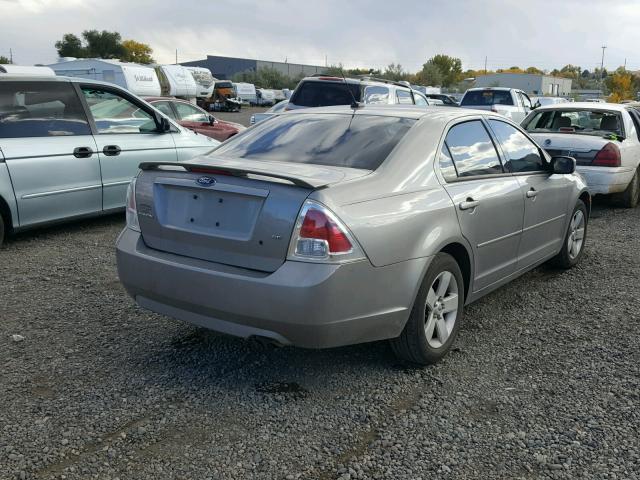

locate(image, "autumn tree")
(121, 39), (154, 64)
(54, 31), (154, 64)
(606, 68), (637, 103)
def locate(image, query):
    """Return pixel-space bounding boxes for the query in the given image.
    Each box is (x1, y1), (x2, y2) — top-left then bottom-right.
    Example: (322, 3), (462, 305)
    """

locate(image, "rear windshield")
(290, 81), (362, 108)
(523, 109), (624, 138)
(211, 113), (415, 170)
(461, 90), (514, 106)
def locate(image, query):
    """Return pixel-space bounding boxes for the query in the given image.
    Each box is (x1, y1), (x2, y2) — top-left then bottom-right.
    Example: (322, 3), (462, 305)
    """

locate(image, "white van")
(233, 82), (257, 104)
(184, 66), (215, 99)
(48, 58), (161, 97)
(156, 65), (197, 99)
(0, 65), (56, 76)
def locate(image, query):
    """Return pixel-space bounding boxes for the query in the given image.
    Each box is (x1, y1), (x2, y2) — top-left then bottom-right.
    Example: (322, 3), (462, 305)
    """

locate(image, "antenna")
(339, 67), (362, 109)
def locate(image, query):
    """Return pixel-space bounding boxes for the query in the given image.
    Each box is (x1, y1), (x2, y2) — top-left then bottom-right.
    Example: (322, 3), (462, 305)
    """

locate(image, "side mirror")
(158, 116), (171, 133)
(208, 115), (216, 125)
(551, 156), (576, 174)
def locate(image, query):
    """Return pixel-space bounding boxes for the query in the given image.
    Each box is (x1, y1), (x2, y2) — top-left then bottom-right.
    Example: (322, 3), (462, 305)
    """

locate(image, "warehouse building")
(180, 55), (327, 80)
(474, 73), (572, 96)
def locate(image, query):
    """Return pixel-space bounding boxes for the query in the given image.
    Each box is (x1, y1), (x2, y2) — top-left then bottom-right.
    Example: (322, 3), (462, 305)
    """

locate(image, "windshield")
(523, 109), (624, 138)
(461, 90), (513, 106)
(290, 81), (362, 107)
(211, 113), (415, 170)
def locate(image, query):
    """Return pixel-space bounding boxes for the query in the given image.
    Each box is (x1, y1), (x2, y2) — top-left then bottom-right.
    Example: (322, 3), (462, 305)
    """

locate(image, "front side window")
(82, 87), (157, 134)
(0, 81), (90, 138)
(414, 94), (428, 106)
(444, 120), (504, 177)
(520, 92), (532, 109)
(523, 109), (624, 138)
(396, 90), (414, 105)
(363, 86), (390, 105)
(173, 102), (209, 122)
(489, 120), (545, 172)
(212, 113), (415, 170)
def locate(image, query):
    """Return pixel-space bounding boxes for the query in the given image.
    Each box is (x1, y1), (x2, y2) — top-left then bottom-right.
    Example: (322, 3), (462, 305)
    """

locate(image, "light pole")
(600, 45), (607, 97)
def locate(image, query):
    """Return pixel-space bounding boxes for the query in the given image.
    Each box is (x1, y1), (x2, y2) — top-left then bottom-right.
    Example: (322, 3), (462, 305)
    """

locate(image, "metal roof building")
(474, 73), (573, 96)
(180, 55), (327, 80)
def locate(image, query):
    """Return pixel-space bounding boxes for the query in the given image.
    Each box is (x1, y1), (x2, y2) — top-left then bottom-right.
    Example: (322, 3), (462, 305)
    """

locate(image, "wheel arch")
(578, 190), (591, 216)
(0, 193), (13, 232)
(439, 241), (473, 301)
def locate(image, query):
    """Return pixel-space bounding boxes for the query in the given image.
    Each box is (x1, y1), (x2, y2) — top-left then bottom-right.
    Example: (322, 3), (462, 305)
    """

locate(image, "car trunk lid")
(530, 132), (615, 165)
(135, 158), (370, 272)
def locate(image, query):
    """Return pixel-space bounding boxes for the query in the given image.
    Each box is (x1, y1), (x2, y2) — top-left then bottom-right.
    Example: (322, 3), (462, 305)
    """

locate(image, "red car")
(144, 97), (245, 142)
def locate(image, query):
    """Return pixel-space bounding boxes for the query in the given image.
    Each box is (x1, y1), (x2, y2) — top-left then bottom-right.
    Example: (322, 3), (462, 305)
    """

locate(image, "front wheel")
(390, 253), (464, 365)
(549, 200), (588, 269)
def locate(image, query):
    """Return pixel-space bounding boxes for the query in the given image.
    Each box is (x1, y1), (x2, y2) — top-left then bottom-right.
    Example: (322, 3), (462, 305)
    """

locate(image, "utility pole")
(600, 45), (606, 96)
(9, 48), (13, 64)
(484, 56), (487, 75)
(624, 57), (627, 71)
(175, 49), (178, 65)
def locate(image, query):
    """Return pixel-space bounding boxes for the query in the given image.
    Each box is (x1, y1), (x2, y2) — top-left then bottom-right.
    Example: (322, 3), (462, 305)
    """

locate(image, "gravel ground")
(215, 106), (270, 127)
(1, 200), (639, 480)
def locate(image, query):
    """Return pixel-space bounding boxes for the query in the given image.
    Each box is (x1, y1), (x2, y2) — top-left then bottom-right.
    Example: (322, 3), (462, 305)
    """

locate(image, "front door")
(439, 119), (524, 292)
(0, 80), (102, 227)
(487, 119), (571, 267)
(80, 85), (178, 211)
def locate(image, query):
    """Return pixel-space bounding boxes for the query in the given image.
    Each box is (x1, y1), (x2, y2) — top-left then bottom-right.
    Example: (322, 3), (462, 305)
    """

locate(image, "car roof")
(465, 87), (518, 92)
(299, 75), (411, 89)
(0, 74), (125, 89)
(534, 102), (629, 112)
(282, 104), (504, 122)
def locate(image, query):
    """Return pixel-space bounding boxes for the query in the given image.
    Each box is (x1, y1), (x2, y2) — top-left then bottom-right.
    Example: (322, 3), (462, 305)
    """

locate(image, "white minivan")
(0, 75), (218, 244)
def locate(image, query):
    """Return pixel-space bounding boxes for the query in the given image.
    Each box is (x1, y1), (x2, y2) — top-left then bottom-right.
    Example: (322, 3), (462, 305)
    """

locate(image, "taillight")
(287, 200), (365, 263)
(593, 142), (621, 167)
(125, 178), (140, 232)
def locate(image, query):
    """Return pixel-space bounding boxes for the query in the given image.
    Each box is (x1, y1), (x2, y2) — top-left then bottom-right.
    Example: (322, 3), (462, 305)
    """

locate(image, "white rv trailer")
(48, 58), (161, 97)
(184, 66), (215, 99)
(233, 82), (257, 104)
(155, 64), (197, 99)
(0, 65), (56, 76)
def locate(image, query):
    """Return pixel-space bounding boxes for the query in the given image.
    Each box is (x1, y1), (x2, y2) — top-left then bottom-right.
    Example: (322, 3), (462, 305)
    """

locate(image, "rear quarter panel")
(0, 158), (19, 228)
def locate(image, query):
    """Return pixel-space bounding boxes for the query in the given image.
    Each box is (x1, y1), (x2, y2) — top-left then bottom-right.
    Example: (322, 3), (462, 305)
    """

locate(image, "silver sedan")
(116, 105), (590, 364)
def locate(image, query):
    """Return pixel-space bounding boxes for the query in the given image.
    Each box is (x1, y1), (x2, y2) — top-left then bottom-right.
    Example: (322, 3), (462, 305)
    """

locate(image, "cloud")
(1, 0), (639, 72)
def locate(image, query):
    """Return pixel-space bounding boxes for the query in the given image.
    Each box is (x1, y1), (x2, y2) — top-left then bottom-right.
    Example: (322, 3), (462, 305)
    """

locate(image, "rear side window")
(461, 90), (514, 106)
(488, 120), (545, 172)
(396, 90), (414, 104)
(0, 81), (90, 138)
(523, 109), (624, 138)
(290, 81), (361, 107)
(363, 86), (389, 104)
(439, 144), (458, 182)
(444, 120), (504, 177)
(212, 113), (415, 170)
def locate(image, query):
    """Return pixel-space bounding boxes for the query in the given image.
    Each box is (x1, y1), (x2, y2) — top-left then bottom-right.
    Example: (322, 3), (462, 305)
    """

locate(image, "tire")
(549, 200), (588, 269)
(613, 169), (639, 208)
(0, 214), (4, 247)
(390, 253), (465, 365)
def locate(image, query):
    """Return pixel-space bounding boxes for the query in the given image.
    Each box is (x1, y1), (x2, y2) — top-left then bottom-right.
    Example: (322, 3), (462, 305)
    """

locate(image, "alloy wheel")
(424, 271), (459, 348)
(567, 210), (585, 260)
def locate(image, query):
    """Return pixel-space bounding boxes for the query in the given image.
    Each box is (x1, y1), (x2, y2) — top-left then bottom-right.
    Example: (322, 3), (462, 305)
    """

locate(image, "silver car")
(116, 105), (590, 364)
(0, 75), (218, 245)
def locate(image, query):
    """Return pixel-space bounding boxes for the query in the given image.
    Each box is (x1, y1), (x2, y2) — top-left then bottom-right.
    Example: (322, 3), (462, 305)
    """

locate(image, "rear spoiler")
(138, 162), (319, 189)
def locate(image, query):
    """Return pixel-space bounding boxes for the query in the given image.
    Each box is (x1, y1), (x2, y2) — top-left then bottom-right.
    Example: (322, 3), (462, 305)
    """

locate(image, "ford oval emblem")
(196, 176), (216, 186)
(544, 139), (551, 146)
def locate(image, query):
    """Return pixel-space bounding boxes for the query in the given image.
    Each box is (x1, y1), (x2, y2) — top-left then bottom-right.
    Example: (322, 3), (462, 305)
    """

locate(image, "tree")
(606, 68), (637, 103)
(382, 63), (408, 82)
(55, 33), (85, 58)
(0, 55), (11, 64)
(526, 66), (544, 75)
(420, 54), (462, 87)
(121, 39), (154, 64)
(414, 62), (444, 86)
(82, 30), (125, 59)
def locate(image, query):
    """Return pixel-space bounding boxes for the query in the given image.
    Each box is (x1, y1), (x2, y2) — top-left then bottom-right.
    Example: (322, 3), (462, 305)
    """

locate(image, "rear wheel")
(0, 214), (5, 247)
(390, 253), (464, 365)
(549, 200), (587, 269)
(613, 168), (639, 208)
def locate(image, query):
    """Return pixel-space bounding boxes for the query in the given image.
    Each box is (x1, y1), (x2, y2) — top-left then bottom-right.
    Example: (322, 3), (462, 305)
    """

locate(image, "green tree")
(0, 55), (11, 64)
(414, 63), (444, 86)
(55, 33), (86, 58)
(382, 63), (408, 81)
(82, 30), (126, 59)
(121, 39), (154, 64)
(421, 54), (462, 87)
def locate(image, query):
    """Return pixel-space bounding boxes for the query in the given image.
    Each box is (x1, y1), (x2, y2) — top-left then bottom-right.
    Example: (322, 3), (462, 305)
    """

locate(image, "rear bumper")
(116, 228), (429, 348)
(576, 166), (636, 195)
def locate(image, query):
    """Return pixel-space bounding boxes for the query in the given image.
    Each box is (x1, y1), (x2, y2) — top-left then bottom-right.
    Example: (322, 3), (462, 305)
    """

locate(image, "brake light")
(288, 200), (365, 262)
(189, 168), (230, 175)
(125, 178), (140, 232)
(593, 142), (621, 167)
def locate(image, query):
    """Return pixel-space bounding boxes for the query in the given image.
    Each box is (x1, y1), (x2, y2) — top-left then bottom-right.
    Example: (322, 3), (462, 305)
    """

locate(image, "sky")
(1, 0), (639, 73)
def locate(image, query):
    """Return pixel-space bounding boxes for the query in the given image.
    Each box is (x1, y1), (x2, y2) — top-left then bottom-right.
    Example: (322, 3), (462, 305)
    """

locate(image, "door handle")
(459, 198), (480, 210)
(103, 145), (121, 156)
(526, 188), (539, 198)
(73, 147), (93, 158)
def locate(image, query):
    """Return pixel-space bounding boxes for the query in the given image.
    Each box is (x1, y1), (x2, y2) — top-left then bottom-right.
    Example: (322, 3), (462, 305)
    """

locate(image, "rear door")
(0, 80), (102, 226)
(488, 119), (571, 267)
(80, 84), (178, 211)
(439, 119), (524, 292)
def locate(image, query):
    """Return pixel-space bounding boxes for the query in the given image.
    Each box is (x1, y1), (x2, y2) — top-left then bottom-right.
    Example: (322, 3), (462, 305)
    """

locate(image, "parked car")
(286, 75), (418, 110)
(460, 87), (533, 122)
(145, 97), (245, 141)
(116, 105), (589, 365)
(522, 102), (640, 207)
(425, 93), (459, 106)
(0, 75), (218, 245)
(250, 100), (288, 125)
(531, 96), (570, 108)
